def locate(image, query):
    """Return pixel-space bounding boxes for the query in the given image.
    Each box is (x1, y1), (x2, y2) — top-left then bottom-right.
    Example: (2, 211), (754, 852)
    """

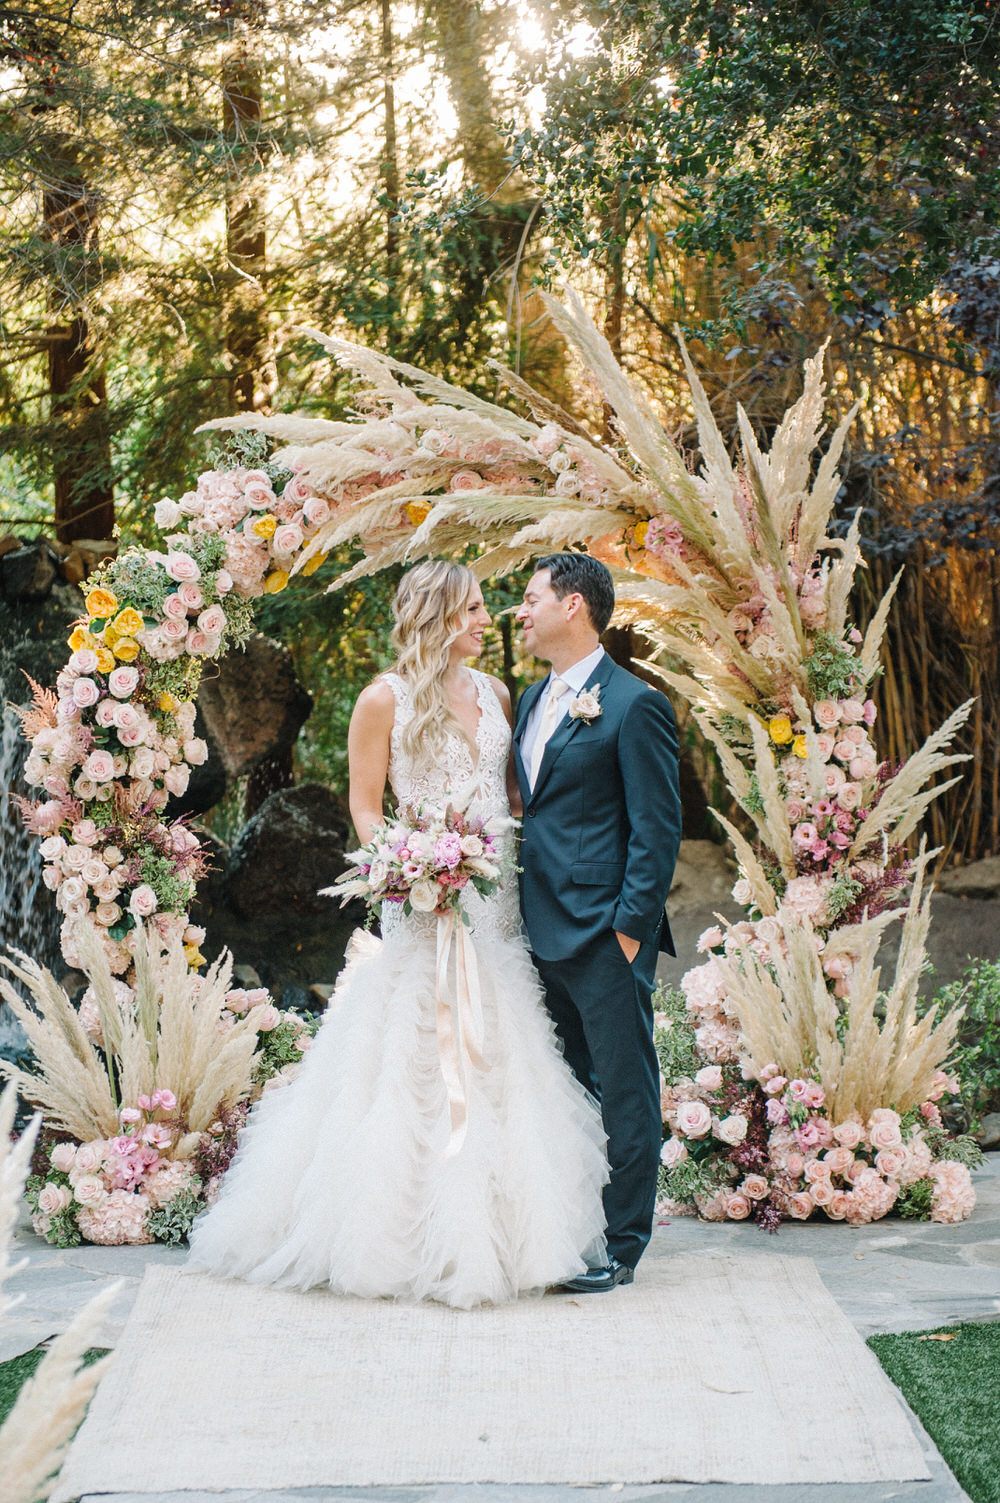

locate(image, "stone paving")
(4, 1156), (997, 1503)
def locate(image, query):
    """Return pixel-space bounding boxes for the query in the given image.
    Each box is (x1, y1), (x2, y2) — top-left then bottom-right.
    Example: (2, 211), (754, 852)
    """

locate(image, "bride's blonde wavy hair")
(390, 560), (479, 769)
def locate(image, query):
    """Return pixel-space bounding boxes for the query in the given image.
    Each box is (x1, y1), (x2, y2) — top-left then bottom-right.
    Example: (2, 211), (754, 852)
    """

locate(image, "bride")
(186, 560), (609, 1308)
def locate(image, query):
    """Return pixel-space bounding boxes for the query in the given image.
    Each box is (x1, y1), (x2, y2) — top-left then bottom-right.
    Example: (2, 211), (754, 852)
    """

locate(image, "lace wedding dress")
(186, 668), (608, 1308)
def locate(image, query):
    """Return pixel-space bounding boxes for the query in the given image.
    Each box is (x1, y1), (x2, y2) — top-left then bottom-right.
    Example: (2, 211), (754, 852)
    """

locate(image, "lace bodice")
(379, 669), (520, 943)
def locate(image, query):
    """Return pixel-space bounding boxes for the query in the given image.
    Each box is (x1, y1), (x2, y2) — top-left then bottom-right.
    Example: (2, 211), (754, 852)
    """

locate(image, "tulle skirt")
(185, 926), (609, 1309)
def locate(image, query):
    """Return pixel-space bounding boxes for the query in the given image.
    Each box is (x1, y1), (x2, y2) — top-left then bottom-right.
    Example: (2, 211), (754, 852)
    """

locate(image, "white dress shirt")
(520, 645), (606, 776)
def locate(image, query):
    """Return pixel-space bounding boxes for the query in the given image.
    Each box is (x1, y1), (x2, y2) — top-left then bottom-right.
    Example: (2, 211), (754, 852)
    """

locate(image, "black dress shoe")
(558, 1257), (634, 1294)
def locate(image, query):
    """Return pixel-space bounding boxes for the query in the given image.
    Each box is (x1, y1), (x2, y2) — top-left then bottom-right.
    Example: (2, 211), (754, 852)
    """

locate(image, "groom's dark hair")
(534, 552), (615, 634)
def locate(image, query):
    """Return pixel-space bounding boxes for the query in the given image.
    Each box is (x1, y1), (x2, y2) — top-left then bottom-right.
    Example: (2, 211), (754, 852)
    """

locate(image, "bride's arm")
(347, 680), (396, 845)
(484, 674), (523, 818)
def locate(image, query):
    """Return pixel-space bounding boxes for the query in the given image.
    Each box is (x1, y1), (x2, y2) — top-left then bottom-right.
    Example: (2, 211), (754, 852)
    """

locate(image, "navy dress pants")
(533, 930), (662, 1270)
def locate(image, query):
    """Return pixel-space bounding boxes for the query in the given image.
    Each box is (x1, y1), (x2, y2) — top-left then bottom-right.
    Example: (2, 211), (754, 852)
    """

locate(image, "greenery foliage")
(926, 960), (1000, 1127)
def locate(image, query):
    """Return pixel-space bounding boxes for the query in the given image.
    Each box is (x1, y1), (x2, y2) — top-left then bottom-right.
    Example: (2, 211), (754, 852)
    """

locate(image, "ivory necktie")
(528, 675), (570, 790)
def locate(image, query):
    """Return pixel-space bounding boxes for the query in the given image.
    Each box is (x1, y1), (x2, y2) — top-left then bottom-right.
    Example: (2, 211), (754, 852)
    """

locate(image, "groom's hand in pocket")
(614, 930), (640, 964)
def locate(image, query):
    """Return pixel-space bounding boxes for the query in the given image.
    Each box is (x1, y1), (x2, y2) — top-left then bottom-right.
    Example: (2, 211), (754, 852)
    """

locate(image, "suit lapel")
(529, 653), (618, 803)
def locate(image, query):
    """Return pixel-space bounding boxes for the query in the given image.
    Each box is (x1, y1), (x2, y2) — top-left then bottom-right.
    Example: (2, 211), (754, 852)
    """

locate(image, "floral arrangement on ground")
(1, 926), (316, 1248)
(653, 983), (982, 1229)
(8, 288), (982, 1233)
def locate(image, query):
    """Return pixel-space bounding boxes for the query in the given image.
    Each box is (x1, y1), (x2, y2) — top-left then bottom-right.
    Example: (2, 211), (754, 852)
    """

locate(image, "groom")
(514, 553), (682, 1292)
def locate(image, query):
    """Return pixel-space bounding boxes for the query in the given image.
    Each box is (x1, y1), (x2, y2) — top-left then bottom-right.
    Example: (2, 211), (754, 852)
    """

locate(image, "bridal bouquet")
(327, 803), (507, 921)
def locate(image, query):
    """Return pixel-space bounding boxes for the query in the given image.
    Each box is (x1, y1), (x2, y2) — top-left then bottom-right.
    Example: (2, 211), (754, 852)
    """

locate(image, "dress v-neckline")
(452, 669), (487, 774)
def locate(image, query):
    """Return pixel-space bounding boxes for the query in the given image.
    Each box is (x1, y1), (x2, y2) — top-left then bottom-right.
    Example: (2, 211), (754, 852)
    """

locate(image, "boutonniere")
(568, 683), (602, 723)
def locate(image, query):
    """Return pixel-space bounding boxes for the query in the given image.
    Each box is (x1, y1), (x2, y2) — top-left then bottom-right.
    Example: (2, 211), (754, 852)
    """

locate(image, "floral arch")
(6, 289), (979, 1243)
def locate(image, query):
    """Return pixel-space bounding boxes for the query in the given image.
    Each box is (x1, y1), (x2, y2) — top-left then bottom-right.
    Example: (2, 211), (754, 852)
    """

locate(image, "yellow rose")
(632, 521), (649, 548)
(112, 637), (140, 662)
(184, 944), (206, 969)
(301, 550), (329, 577)
(263, 569), (290, 594)
(112, 607), (144, 637)
(792, 734), (808, 759)
(95, 647), (116, 674)
(67, 626), (96, 653)
(158, 692), (178, 713)
(768, 715), (794, 745)
(85, 587), (118, 619)
(405, 502), (430, 527)
(251, 514), (277, 539)
(103, 619), (120, 646)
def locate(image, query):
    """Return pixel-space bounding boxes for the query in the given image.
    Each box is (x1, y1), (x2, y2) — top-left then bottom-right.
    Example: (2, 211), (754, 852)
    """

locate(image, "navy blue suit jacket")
(514, 654), (682, 962)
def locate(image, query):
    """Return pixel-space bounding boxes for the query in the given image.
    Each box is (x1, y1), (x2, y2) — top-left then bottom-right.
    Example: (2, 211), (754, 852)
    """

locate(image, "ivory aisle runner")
(53, 1254), (929, 1495)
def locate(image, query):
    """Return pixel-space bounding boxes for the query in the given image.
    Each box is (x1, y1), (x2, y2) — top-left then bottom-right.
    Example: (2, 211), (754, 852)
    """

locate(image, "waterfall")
(0, 675), (62, 1060)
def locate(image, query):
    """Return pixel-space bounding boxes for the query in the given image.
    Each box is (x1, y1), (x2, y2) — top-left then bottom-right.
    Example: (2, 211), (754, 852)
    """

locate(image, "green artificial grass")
(0, 1344), (109, 1427)
(869, 1320), (1000, 1503)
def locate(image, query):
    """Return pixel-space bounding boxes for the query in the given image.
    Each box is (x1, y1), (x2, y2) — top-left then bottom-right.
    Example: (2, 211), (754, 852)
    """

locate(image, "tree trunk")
(43, 163), (114, 544)
(222, 2), (270, 411)
(380, 0), (401, 339)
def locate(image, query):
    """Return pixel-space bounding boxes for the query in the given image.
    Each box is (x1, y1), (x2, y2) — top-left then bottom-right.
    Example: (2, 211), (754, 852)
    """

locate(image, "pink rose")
(660, 1136), (688, 1169)
(165, 551), (200, 582)
(70, 648), (99, 674)
(696, 926), (724, 953)
(675, 1100), (712, 1139)
(763, 1074), (788, 1096)
(715, 1112), (749, 1146)
(726, 1193), (752, 1221)
(72, 678), (100, 709)
(71, 819), (99, 847)
(73, 1174), (107, 1209)
(244, 481), (276, 510)
(183, 737), (209, 766)
(254, 1004), (282, 1033)
(849, 756), (878, 781)
(449, 470), (486, 492)
(869, 1117), (903, 1151)
(50, 1142), (77, 1172)
(303, 496), (330, 526)
(833, 1119), (864, 1150)
(177, 581), (204, 612)
(823, 1146), (853, 1176)
(108, 666), (140, 699)
(875, 1148), (906, 1178)
(862, 699), (877, 726)
(741, 1174), (769, 1201)
(840, 698), (865, 723)
(786, 1191), (814, 1220)
(279, 474), (310, 502)
(73, 1142), (104, 1175)
(810, 1179), (835, 1207)
(95, 901), (122, 926)
(197, 605), (226, 636)
(185, 630), (212, 655)
(814, 700), (841, 729)
(128, 884), (158, 918)
(83, 750), (115, 783)
(273, 523), (304, 556)
(38, 1182), (73, 1214)
(163, 592), (188, 621)
(161, 616), (188, 641)
(834, 738), (856, 762)
(154, 497), (182, 530)
(826, 1190), (851, 1220)
(117, 724), (144, 748)
(694, 1065), (723, 1092)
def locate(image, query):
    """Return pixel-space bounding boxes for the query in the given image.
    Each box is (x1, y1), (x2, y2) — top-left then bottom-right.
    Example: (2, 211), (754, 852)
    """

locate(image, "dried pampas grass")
(0, 1082), (116, 1503)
